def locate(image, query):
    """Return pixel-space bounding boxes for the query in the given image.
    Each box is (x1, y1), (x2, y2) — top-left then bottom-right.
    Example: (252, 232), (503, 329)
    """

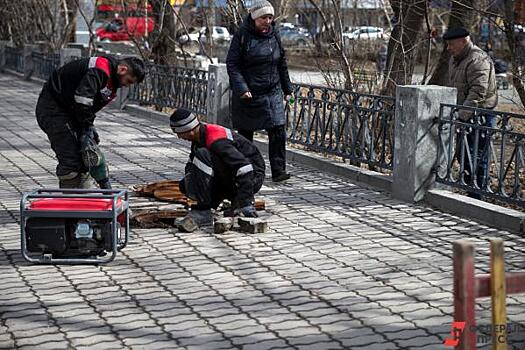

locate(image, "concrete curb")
(425, 189), (525, 233)
(250, 138), (392, 193)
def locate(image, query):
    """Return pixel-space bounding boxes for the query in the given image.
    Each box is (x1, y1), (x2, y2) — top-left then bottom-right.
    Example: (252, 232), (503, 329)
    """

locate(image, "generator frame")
(20, 188), (129, 265)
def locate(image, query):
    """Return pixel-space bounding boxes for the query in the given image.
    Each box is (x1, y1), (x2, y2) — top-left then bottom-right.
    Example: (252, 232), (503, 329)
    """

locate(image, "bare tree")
(502, 0), (525, 108)
(149, 0), (177, 64)
(305, 0), (355, 90)
(1, 0), (77, 51)
(381, 0), (426, 96)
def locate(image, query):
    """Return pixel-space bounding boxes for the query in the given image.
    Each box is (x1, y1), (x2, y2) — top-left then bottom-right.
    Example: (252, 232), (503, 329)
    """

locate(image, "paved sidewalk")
(0, 73), (524, 350)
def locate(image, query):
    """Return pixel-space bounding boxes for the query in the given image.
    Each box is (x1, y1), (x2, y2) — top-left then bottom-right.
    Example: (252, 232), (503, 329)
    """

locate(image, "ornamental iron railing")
(436, 104), (525, 207)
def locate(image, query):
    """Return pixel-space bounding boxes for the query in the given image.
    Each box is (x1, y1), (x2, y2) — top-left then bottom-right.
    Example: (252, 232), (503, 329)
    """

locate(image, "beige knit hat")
(250, 0), (275, 20)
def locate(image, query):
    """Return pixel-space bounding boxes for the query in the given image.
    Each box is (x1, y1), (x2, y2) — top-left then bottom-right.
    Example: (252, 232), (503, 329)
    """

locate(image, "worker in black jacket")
(170, 108), (266, 232)
(35, 56), (145, 188)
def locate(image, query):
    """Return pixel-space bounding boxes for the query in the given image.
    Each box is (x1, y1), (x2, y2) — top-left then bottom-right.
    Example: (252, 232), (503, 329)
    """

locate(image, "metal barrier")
(31, 52), (60, 81)
(5, 46), (24, 73)
(128, 63), (208, 115)
(436, 104), (525, 207)
(451, 239), (525, 349)
(286, 83), (395, 171)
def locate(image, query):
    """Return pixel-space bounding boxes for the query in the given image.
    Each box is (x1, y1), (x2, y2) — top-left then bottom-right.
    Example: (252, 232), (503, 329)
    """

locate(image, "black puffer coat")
(226, 16), (293, 131)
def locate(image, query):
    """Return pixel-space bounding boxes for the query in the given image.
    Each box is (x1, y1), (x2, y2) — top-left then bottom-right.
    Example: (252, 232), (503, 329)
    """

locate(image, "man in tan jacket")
(445, 27), (497, 113)
(444, 27), (497, 198)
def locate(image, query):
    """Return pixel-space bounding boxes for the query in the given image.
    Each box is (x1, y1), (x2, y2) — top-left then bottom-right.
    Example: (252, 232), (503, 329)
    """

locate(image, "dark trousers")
(35, 89), (85, 178)
(459, 115), (496, 198)
(238, 125), (287, 178)
(181, 148), (265, 210)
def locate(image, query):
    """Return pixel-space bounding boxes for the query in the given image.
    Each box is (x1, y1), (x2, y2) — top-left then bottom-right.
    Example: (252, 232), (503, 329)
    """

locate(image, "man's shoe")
(189, 209), (213, 226)
(237, 205), (258, 218)
(177, 216), (199, 233)
(272, 173), (291, 182)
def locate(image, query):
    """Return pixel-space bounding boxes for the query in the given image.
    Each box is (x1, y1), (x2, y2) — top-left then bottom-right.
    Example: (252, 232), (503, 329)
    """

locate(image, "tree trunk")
(503, 0), (525, 108)
(381, 0), (425, 96)
(151, 0), (176, 65)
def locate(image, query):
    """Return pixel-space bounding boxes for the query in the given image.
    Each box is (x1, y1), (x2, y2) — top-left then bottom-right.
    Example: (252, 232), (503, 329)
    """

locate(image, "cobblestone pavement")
(0, 73), (524, 350)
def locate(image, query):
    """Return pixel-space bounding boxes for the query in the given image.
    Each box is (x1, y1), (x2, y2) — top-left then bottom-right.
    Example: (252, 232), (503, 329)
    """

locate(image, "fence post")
(206, 63), (231, 127)
(453, 240), (477, 350)
(490, 238), (507, 350)
(23, 44), (37, 80)
(60, 48), (82, 67)
(0, 41), (7, 72)
(109, 86), (129, 110)
(392, 85), (457, 202)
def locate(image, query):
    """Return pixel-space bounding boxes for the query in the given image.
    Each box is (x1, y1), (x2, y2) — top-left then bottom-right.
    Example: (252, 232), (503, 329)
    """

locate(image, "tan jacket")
(448, 42), (497, 110)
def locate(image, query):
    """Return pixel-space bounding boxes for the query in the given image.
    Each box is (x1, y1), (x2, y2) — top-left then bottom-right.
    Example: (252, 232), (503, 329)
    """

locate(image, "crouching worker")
(170, 109), (266, 232)
(35, 56), (145, 188)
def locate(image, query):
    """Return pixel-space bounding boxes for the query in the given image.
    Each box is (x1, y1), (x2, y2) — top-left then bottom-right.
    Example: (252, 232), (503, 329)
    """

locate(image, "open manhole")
(129, 180), (266, 229)
(129, 180), (190, 228)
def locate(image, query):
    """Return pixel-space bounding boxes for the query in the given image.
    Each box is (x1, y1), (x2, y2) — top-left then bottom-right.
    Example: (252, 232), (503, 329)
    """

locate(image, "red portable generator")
(20, 189), (129, 264)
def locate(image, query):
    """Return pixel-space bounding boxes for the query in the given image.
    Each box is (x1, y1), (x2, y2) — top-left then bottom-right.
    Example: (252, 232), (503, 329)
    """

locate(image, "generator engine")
(20, 189), (129, 264)
(25, 218), (119, 258)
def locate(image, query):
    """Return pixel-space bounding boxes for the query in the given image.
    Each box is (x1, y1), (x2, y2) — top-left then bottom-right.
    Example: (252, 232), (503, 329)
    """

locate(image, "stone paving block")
(274, 326), (325, 339)
(295, 342), (345, 350)
(351, 342), (399, 350)
(122, 333), (171, 346)
(183, 341), (233, 350)
(73, 340), (126, 350)
(16, 333), (68, 347)
(241, 339), (290, 350)
(395, 335), (444, 348)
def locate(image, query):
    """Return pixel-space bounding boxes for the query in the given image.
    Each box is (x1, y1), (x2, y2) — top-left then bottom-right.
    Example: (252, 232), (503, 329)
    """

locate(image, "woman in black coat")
(226, 0), (293, 182)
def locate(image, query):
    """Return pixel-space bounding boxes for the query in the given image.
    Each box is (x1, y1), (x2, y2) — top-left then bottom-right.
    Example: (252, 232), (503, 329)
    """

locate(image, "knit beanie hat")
(250, 0), (274, 20)
(170, 108), (199, 133)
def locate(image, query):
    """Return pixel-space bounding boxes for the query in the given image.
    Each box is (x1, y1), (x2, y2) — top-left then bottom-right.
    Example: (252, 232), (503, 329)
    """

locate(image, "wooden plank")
(453, 240), (477, 350)
(490, 238), (507, 350)
(475, 272), (525, 298)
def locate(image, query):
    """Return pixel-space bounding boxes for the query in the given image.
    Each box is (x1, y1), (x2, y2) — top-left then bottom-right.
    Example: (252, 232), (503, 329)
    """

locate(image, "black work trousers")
(35, 89), (85, 179)
(180, 148), (265, 210)
(238, 125), (287, 178)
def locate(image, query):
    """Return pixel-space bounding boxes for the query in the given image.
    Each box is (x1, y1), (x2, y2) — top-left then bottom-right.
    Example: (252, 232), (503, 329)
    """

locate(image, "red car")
(96, 17), (154, 42)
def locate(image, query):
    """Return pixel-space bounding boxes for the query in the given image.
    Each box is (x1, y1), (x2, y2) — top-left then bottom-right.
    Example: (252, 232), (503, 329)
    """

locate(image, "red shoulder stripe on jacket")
(88, 57), (111, 76)
(206, 124), (234, 149)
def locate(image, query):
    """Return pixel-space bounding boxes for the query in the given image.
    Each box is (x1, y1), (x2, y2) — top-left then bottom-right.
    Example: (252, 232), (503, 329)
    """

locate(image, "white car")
(186, 26), (231, 43)
(343, 26), (388, 41)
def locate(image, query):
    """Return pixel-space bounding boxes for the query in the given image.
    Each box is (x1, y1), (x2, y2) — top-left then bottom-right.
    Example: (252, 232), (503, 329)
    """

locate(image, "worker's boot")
(177, 209), (213, 233)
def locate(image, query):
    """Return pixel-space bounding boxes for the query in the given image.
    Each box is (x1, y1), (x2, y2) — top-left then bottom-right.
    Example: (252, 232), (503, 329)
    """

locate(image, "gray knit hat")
(170, 108), (199, 133)
(250, 0), (274, 20)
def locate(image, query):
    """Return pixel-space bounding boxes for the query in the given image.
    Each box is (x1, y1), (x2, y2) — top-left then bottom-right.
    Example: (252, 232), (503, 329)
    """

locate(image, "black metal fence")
(32, 52), (60, 80)
(436, 104), (525, 207)
(128, 63), (208, 115)
(5, 47), (24, 73)
(286, 84), (395, 171)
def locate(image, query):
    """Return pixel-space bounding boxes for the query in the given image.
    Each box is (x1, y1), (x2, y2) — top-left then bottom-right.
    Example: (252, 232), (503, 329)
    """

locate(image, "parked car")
(278, 23), (310, 35)
(343, 26), (388, 41)
(182, 26), (231, 44)
(279, 27), (311, 47)
(96, 17), (154, 42)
